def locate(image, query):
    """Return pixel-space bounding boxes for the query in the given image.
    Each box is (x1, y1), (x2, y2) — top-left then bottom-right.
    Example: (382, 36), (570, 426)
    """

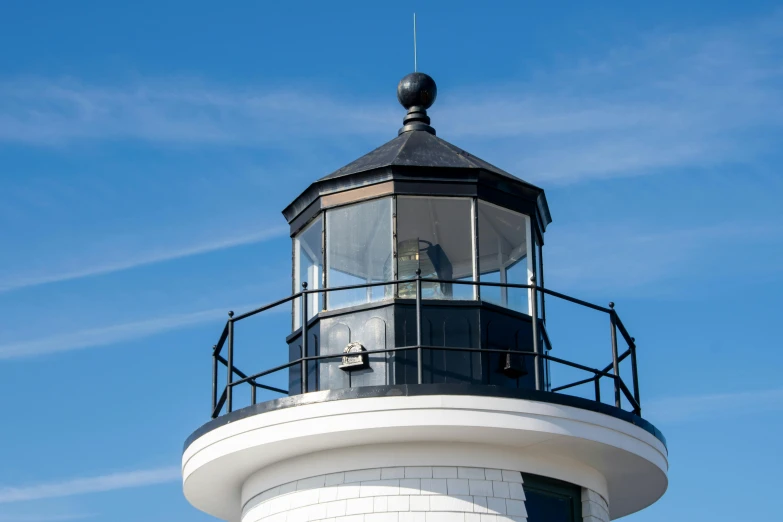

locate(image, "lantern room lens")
(396, 196), (474, 299)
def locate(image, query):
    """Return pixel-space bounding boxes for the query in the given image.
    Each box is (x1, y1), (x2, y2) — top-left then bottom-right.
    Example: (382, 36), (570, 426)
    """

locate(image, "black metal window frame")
(290, 194), (544, 321)
(522, 472), (584, 522)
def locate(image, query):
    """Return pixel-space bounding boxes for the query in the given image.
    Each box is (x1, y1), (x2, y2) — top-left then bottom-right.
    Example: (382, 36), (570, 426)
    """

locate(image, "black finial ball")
(397, 72), (437, 110)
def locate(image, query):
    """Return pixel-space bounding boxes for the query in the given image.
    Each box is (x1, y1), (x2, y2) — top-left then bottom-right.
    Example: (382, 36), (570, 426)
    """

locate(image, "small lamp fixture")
(500, 352), (528, 379)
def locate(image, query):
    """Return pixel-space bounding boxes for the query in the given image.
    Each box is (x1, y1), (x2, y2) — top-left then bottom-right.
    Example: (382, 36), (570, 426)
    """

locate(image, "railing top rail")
(230, 277), (618, 325)
(232, 292), (301, 321)
(210, 275), (642, 420)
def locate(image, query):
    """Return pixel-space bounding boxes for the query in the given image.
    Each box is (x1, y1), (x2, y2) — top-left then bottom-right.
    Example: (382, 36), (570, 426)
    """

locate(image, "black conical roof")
(283, 72), (551, 233)
(319, 130), (538, 190)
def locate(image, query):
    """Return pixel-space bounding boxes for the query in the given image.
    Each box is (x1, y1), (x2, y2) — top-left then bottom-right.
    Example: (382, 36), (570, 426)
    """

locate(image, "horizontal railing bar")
(301, 345), (420, 359)
(420, 278), (532, 290)
(537, 287), (612, 314)
(300, 279), (402, 295)
(228, 359), (302, 387)
(418, 278), (610, 315)
(298, 345), (525, 363)
(229, 278), (613, 324)
(551, 376), (595, 392)
(225, 344), (617, 381)
(232, 293), (301, 321)
(254, 383), (289, 395)
(214, 372), (638, 415)
(231, 278), (412, 323)
(216, 343), (639, 415)
(296, 278), (608, 314)
(285, 344), (612, 378)
(222, 343), (625, 391)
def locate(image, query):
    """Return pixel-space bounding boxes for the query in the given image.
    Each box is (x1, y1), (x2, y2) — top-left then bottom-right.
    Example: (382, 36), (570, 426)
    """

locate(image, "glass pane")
(525, 488), (575, 522)
(294, 216), (322, 329)
(481, 269), (502, 306)
(327, 198), (393, 309)
(507, 256), (529, 313)
(478, 201), (530, 314)
(537, 240), (545, 319)
(397, 197), (474, 300)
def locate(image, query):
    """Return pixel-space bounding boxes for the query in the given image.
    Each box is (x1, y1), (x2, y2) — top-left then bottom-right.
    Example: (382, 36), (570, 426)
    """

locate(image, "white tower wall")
(242, 465), (610, 522)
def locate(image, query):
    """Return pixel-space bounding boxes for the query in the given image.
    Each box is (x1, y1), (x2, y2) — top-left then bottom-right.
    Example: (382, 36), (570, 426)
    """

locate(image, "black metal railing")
(208, 271), (642, 420)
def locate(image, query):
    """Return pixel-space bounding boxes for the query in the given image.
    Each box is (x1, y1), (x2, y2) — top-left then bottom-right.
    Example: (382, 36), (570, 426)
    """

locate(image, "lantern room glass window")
(397, 196), (475, 299)
(293, 216), (322, 329)
(537, 238), (545, 319)
(326, 197), (393, 309)
(478, 201), (531, 314)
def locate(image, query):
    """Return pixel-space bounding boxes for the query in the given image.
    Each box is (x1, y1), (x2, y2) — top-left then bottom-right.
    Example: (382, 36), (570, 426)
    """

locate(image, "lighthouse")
(182, 73), (668, 522)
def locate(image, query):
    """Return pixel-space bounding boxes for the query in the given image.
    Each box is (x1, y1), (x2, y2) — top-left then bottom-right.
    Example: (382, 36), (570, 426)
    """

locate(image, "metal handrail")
(208, 274), (643, 419)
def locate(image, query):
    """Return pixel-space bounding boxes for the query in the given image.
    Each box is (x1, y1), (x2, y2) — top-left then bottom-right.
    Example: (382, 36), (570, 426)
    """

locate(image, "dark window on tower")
(522, 473), (583, 522)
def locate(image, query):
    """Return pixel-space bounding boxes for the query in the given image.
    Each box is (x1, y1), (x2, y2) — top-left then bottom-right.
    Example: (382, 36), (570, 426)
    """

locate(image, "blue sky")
(1, 1), (782, 521)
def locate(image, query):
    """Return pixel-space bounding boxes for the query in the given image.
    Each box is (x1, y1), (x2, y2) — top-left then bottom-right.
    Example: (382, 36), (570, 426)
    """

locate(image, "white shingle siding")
(242, 466), (530, 522)
(243, 469), (613, 522)
(581, 487), (610, 522)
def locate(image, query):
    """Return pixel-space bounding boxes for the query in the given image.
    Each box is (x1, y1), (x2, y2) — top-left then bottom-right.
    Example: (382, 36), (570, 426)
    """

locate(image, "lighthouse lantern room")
(182, 73), (668, 522)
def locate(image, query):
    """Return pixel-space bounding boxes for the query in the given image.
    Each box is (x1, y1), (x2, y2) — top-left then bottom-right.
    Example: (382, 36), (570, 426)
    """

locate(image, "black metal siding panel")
(288, 300), (549, 395)
(321, 321), (352, 391)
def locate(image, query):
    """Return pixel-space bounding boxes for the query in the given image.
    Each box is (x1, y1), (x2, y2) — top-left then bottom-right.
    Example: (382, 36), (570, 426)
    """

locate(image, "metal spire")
(413, 13), (418, 72)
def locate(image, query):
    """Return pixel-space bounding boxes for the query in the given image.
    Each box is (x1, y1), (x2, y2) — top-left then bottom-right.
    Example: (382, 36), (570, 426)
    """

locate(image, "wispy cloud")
(545, 222), (782, 295)
(1, 14), (782, 184)
(0, 13), (780, 304)
(0, 225), (288, 294)
(0, 309), (223, 360)
(645, 388), (783, 423)
(0, 77), (395, 147)
(0, 297), (286, 360)
(441, 12), (783, 184)
(0, 466), (179, 504)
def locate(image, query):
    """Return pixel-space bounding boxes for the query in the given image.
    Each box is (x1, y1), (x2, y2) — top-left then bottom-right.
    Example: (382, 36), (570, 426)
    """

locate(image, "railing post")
(226, 311), (234, 413)
(301, 282), (308, 394)
(594, 375), (601, 403)
(211, 344), (218, 415)
(530, 275), (541, 391)
(416, 269), (423, 385)
(251, 382), (257, 405)
(630, 336), (641, 415)
(609, 303), (621, 408)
